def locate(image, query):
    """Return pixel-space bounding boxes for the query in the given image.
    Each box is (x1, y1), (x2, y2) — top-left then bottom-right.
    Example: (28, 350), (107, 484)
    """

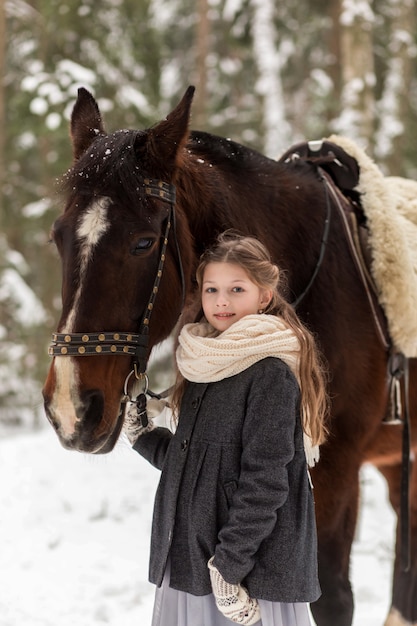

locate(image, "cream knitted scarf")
(176, 314), (319, 466)
(177, 314), (300, 383)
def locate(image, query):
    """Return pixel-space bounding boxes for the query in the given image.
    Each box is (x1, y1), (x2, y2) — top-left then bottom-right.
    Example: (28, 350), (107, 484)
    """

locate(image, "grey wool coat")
(134, 357), (321, 603)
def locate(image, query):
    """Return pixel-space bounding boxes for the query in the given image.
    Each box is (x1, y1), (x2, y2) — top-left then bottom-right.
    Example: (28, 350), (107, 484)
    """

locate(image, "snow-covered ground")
(0, 428), (395, 626)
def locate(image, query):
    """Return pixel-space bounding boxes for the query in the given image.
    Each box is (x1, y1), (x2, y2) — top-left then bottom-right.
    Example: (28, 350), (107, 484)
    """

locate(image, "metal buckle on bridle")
(122, 370), (150, 428)
(122, 369), (149, 402)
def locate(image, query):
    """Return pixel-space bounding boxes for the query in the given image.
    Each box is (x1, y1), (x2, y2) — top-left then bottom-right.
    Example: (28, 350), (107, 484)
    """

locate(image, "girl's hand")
(208, 557), (260, 625)
(123, 399), (155, 445)
(124, 396), (170, 445)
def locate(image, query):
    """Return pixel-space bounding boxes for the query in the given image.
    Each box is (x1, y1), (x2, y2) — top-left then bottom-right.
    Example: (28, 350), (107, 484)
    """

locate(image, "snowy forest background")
(0, 2), (415, 624)
(1, 0), (417, 428)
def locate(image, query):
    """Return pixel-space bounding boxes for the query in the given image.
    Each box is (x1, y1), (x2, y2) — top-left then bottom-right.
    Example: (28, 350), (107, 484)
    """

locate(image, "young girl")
(125, 232), (328, 626)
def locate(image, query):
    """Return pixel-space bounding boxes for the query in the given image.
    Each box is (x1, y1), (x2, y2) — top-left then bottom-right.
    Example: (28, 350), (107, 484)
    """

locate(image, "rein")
(48, 178), (182, 419)
(291, 171), (331, 309)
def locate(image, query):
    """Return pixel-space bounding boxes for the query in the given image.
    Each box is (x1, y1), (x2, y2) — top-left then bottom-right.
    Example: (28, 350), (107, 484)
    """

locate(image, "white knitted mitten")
(123, 399), (154, 445)
(208, 557), (261, 625)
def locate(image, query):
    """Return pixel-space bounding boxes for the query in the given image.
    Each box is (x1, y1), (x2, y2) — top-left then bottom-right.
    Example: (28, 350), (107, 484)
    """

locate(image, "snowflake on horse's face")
(43, 86), (417, 626)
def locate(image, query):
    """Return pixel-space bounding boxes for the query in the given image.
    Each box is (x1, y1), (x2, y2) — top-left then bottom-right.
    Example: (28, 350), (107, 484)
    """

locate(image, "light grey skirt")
(152, 559), (312, 626)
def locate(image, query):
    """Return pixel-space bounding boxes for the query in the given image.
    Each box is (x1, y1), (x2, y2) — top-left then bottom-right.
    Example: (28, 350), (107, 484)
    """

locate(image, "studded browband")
(48, 332), (145, 356)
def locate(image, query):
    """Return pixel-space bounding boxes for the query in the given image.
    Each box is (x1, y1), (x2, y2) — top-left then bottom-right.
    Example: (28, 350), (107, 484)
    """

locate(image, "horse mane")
(178, 130), (320, 255)
(189, 130), (264, 161)
(62, 126), (314, 209)
(187, 130), (282, 177)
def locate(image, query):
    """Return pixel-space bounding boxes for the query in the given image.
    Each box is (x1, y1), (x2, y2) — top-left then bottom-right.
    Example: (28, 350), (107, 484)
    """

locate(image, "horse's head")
(42, 87), (195, 453)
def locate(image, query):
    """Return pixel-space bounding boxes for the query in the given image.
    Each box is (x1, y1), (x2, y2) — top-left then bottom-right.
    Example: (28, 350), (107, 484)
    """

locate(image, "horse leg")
(377, 460), (417, 626)
(310, 459), (360, 626)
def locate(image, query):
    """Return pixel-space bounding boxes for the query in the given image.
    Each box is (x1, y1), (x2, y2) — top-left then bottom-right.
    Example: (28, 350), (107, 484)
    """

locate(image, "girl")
(125, 232), (328, 626)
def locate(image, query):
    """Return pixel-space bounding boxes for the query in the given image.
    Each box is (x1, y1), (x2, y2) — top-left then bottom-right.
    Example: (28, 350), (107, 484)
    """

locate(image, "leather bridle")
(48, 178), (183, 402)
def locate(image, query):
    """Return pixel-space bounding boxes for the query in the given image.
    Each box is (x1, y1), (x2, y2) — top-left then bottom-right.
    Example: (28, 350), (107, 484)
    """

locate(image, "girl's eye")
(232, 286), (244, 292)
(205, 287), (217, 293)
(131, 238), (155, 255)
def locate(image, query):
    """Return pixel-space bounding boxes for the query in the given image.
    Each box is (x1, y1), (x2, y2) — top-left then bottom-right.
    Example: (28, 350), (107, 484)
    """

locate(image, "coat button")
(181, 439), (188, 451)
(191, 397), (200, 409)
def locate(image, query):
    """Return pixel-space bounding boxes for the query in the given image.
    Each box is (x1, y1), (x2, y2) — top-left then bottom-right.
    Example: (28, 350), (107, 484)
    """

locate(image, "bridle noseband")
(48, 178), (183, 416)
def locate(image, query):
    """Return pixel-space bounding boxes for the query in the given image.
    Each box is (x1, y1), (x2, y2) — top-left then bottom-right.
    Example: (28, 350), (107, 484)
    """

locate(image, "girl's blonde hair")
(173, 231), (328, 446)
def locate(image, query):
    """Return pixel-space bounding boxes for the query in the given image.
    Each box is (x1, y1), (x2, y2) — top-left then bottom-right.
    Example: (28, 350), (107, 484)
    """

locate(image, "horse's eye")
(131, 238), (155, 255)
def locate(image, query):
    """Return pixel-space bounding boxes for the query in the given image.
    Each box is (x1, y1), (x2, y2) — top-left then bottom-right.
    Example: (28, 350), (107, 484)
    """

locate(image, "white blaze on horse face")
(65, 195), (111, 331)
(51, 197), (111, 436)
(77, 196), (111, 249)
(51, 358), (81, 436)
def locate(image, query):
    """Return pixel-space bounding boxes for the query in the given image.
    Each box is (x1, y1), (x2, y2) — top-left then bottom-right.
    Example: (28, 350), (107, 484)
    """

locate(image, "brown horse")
(42, 86), (417, 626)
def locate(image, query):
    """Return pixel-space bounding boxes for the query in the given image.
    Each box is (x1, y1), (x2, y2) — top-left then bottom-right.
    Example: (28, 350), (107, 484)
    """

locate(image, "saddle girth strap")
(323, 174), (391, 350)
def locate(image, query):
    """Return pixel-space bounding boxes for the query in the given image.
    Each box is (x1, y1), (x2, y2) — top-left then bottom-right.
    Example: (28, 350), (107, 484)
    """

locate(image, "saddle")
(278, 138), (385, 341)
(279, 138), (360, 195)
(278, 137), (415, 428)
(278, 135), (417, 360)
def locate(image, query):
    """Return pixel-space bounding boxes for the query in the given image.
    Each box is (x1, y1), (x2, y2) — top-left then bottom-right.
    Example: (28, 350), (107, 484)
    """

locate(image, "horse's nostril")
(80, 389), (105, 428)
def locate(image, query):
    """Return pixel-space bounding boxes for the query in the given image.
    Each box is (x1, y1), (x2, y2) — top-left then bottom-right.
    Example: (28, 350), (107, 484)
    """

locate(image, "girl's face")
(201, 262), (272, 332)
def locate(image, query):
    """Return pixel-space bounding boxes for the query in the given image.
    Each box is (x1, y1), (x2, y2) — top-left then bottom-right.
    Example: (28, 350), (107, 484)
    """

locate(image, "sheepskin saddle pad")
(280, 134), (417, 358)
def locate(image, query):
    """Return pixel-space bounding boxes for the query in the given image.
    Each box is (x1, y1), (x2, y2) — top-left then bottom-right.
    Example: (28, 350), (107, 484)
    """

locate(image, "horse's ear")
(145, 86), (195, 172)
(70, 88), (105, 161)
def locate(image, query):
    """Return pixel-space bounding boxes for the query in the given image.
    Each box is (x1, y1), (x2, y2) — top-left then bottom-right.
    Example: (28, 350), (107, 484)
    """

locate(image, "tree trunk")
(327, 0), (343, 112)
(374, 0), (416, 175)
(251, 0), (291, 157)
(0, 0), (5, 230)
(193, 0), (210, 129)
(336, 0), (376, 147)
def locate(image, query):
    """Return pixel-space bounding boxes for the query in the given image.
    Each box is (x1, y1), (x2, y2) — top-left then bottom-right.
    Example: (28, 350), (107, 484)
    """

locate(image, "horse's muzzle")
(43, 388), (123, 454)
